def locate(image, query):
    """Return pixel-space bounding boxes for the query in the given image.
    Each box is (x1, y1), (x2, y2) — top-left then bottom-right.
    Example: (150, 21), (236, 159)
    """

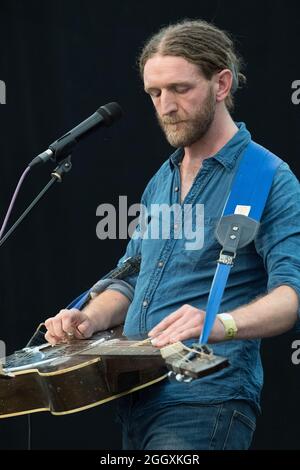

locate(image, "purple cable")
(0, 166), (31, 241)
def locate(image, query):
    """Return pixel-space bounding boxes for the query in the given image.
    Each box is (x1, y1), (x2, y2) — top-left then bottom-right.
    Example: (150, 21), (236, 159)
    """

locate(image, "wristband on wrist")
(217, 313), (238, 340)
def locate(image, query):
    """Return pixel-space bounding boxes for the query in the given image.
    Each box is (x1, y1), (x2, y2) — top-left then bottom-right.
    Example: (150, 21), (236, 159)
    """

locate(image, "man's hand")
(147, 286), (299, 348)
(148, 304), (225, 347)
(44, 289), (130, 346)
(45, 308), (96, 345)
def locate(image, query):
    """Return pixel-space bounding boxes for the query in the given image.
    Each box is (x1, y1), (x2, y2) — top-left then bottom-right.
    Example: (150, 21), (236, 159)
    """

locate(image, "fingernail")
(151, 338), (158, 345)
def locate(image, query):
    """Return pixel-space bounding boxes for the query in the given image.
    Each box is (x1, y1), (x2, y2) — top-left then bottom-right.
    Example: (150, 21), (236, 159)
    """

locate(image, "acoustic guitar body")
(0, 327), (167, 418)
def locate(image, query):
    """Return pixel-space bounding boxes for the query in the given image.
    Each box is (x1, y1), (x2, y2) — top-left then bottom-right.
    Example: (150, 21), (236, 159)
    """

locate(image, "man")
(44, 20), (300, 449)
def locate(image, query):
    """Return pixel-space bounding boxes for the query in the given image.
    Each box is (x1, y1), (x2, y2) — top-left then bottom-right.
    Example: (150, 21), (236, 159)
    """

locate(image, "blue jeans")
(114, 393), (256, 450)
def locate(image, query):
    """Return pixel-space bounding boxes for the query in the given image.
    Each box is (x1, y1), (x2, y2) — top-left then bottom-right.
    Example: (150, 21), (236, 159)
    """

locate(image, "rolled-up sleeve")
(254, 161), (300, 318)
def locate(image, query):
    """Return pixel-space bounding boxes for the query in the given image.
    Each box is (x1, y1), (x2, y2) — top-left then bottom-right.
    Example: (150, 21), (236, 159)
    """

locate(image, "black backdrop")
(0, 0), (299, 450)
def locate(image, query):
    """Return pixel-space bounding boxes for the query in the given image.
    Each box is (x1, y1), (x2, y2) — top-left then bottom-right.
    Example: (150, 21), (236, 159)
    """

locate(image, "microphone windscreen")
(97, 102), (123, 126)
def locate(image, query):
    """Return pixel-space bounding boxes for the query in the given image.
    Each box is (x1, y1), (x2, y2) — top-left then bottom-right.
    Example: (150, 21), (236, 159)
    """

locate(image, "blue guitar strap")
(199, 141), (282, 344)
(67, 290), (90, 310)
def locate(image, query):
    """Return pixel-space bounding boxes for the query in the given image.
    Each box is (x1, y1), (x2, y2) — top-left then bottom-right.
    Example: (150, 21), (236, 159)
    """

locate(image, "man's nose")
(160, 90), (178, 115)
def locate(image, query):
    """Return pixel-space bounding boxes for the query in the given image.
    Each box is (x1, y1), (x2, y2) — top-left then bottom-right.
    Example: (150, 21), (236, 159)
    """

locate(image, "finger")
(165, 310), (204, 337)
(51, 308), (82, 339)
(61, 309), (83, 335)
(148, 305), (187, 337)
(154, 310), (202, 339)
(152, 325), (201, 348)
(65, 309), (93, 339)
(45, 317), (64, 339)
(44, 317), (54, 336)
(51, 315), (67, 339)
(76, 320), (93, 339)
(45, 330), (61, 346)
(150, 333), (169, 348)
(169, 326), (202, 343)
(152, 315), (204, 346)
(149, 306), (204, 340)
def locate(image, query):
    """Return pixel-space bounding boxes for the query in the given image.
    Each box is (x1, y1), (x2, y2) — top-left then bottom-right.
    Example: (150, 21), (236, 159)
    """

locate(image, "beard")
(156, 85), (216, 148)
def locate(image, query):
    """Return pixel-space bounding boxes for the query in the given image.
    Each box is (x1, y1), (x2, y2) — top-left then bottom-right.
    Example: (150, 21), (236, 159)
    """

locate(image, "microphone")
(29, 102), (123, 168)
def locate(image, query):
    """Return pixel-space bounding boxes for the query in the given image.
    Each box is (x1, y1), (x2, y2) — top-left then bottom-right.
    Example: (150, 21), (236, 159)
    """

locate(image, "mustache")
(156, 111), (186, 125)
(160, 117), (188, 125)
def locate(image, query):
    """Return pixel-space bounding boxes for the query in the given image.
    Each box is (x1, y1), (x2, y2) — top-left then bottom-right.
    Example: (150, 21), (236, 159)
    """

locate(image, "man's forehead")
(143, 55), (202, 87)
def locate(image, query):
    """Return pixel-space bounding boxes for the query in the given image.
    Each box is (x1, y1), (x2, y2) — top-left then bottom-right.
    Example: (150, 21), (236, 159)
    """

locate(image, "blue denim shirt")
(117, 122), (300, 413)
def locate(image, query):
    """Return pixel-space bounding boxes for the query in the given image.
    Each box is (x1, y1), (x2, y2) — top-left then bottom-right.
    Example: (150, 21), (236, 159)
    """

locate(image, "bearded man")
(44, 20), (300, 450)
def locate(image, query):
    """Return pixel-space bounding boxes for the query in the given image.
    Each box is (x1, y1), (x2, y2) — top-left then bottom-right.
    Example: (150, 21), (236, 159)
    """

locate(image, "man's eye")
(149, 91), (161, 98)
(175, 86), (189, 94)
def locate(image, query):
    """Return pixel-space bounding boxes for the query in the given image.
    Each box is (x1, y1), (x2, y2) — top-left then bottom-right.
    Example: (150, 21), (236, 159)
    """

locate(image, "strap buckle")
(217, 251), (236, 265)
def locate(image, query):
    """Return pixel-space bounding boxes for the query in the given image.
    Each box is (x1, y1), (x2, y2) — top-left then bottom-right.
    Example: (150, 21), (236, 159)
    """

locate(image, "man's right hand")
(44, 290), (130, 346)
(44, 308), (96, 345)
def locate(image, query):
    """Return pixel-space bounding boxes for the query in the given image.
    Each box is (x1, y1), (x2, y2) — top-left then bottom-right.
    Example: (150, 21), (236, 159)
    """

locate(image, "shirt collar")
(169, 122), (251, 171)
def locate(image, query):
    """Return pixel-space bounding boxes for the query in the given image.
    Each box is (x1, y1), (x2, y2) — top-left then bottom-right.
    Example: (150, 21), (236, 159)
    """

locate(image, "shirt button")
(174, 186), (179, 192)
(143, 300), (148, 307)
(158, 261), (164, 267)
(174, 224), (179, 230)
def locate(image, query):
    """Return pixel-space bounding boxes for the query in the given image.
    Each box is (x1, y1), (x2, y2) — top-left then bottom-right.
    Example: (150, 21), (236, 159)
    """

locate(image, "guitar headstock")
(160, 342), (229, 383)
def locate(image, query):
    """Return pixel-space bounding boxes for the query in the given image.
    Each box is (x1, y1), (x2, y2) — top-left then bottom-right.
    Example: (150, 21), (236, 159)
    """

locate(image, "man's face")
(143, 55), (216, 148)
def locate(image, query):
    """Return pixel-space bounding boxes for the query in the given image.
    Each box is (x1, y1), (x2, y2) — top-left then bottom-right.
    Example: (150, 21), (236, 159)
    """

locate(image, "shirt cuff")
(90, 278), (135, 302)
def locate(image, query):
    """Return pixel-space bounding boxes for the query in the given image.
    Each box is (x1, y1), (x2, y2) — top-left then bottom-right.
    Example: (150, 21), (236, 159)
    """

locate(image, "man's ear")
(215, 69), (233, 103)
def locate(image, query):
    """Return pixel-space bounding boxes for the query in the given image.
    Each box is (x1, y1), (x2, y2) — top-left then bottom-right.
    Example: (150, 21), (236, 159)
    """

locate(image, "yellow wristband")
(217, 313), (238, 340)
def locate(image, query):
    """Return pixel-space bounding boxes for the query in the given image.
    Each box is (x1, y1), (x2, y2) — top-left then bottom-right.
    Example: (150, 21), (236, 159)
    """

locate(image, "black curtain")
(0, 0), (299, 449)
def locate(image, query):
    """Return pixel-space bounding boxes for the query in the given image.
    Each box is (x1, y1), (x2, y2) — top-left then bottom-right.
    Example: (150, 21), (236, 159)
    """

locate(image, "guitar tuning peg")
(175, 373), (185, 382)
(167, 370), (193, 383)
(183, 376), (193, 383)
(167, 370), (176, 379)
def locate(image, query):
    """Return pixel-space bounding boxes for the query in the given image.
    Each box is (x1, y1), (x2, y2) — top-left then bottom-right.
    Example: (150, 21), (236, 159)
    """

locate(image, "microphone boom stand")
(0, 156), (72, 248)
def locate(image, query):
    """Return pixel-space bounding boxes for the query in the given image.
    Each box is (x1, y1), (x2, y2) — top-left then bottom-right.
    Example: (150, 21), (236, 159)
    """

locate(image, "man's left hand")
(148, 304), (225, 347)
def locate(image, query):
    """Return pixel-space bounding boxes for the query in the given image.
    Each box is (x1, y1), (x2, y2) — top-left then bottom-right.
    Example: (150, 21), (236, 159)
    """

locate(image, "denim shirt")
(117, 122), (300, 413)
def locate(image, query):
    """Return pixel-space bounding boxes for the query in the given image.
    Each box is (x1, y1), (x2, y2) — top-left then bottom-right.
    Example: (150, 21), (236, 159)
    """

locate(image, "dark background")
(0, 0), (299, 450)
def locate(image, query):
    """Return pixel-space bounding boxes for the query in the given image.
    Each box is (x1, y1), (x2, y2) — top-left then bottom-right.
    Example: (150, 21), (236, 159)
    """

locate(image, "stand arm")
(0, 157), (72, 248)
